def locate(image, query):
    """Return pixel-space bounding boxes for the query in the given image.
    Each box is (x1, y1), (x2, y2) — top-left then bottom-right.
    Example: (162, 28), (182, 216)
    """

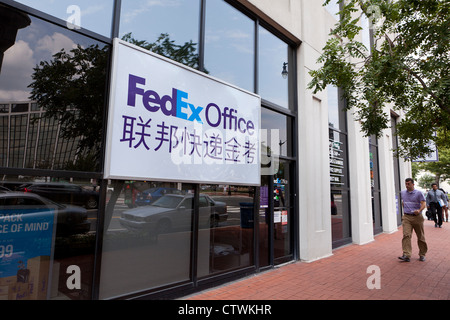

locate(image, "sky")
(14, 0), (114, 37)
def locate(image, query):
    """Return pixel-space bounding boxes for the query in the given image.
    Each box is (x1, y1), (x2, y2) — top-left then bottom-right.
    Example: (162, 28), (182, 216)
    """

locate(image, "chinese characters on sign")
(105, 39), (261, 185)
(119, 116), (257, 165)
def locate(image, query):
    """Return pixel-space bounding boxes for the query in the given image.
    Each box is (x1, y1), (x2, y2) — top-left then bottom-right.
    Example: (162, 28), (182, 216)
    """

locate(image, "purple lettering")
(238, 118), (247, 133)
(126, 74), (257, 136)
(206, 103), (221, 127)
(142, 90), (160, 112)
(161, 88), (177, 117)
(128, 74), (146, 107)
(247, 121), (255, 135)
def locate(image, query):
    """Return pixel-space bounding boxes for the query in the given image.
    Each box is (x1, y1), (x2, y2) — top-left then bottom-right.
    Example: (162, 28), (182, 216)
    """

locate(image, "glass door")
(273, 160), (293, 262)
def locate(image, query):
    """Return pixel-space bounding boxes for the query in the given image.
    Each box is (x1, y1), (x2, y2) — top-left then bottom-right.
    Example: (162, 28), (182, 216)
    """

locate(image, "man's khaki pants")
(402, 214), (428, 258)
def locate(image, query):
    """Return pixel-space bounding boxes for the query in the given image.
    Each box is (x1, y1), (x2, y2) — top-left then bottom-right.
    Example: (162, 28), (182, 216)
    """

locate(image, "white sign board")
(104, 39), (261, 185)
(413, 135), (439, 162)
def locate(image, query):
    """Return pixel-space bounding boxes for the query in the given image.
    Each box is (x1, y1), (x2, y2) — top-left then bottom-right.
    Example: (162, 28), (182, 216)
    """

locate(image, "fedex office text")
(127, 74), (256, 135)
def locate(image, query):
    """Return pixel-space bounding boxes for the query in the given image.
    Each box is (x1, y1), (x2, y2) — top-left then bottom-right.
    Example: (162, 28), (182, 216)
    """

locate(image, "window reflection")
(100, 180), (194, 299)
(197, 185), (255, 277)
(204, 0), (255, 92)
(261, 108), (292, 157)
(12, 0), (114, 37)
(328, 85), (342, 131)
(259, 27), (289, 108)
(329, 83), (351, 247)
(273, 161), (292, 259)
(0, 175), (99, 300)
(330, 189), (350, 242)
(119, 0), (200, 69)
(0, 10), (109, 172)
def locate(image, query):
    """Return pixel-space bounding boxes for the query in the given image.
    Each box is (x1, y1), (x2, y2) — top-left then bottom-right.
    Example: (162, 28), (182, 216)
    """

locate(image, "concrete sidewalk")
(185, 219), (450, 300)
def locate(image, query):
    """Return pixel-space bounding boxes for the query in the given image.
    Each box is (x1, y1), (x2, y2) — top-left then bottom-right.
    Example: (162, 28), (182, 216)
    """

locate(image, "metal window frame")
(0, 0), (299, 299)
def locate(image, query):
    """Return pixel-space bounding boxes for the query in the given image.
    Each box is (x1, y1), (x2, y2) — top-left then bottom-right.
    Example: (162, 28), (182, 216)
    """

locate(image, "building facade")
(0, 0), (410, 300)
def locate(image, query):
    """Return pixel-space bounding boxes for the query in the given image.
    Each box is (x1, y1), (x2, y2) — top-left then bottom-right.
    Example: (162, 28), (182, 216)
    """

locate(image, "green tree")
(417, 173), (435, 190)
(308, 0), (450, 159)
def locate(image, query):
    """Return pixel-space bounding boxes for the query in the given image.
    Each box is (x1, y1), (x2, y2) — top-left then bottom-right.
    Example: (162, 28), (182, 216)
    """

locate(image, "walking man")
(399, 178), (428, 262)
(426, 183), (446, 228)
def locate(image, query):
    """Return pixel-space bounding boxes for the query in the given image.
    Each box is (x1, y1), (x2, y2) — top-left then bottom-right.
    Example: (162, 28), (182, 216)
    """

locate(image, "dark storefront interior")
(0, 0), (298, 299)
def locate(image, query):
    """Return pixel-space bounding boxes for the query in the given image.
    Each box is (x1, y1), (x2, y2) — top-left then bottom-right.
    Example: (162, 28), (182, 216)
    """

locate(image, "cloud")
(0, 40), (35, 101)
(0, 32), (76, 102)
(122, 0), (182, 23)
(35, 32), (77, 56)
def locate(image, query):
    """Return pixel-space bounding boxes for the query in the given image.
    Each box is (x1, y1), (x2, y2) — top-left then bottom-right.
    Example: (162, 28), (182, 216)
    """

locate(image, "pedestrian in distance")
(399, 178), (428, 262)
(440, 188), (449, 223)
(426, 183), (446, 228)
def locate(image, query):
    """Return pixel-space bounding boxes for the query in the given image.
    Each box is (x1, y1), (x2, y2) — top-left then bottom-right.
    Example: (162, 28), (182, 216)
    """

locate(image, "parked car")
(0, 192), (90, 236)
(120, 194), (227, 235)
(18, 182), (99, 209)
(134, 187), (182, 206)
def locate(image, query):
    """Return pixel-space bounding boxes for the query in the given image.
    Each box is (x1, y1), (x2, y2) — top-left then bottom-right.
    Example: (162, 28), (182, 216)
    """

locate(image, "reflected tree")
(28, 44), (109, 171)
(28, 33), (201, 228)
(122, 32), (201, 70)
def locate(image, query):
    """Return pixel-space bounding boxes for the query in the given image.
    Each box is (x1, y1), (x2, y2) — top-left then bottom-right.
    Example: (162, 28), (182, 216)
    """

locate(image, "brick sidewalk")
(185, 219), (450, 300)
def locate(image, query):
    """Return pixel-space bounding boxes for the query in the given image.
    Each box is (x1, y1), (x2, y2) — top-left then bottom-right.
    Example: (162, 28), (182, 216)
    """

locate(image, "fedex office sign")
(127, 75), (256, 134)
(104, 39), (261, 185)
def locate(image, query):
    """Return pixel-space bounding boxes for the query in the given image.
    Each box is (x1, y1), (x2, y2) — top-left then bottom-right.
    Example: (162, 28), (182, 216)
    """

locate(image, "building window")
(12, 0), (115, 37)
(0, 174), (100, 300)
(197, 185), (255, 277)
(204, 0), (255, 92)
(0, 4), (107, 300)
(328, 85), (351, 247)
(0, 9), (109, 172)
(99, 181), (195, 299)
(2, 0), (299, 300)
(119, 0), (201, 69)
(369, 135), (382, 234)
(258, 26), (289, 109)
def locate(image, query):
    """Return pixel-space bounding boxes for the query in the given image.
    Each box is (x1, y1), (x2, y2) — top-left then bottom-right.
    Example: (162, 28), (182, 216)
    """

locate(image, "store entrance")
(258, 160), (294, 268)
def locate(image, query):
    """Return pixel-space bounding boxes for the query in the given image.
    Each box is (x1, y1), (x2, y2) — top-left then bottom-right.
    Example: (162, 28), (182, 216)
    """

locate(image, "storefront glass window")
(99, 181), (194, 299)
(328, 85), (343, 131)
(0, 175), (99, 300)
(204, 0), (255, 92)
(12, 0), (114, 37)
(0, 8), (109, 172)
(328, 85), (351, 247)
(369, 135), (382, 234)
(261, 108), (292, 158)
(197, 185), (255, 277)
(258, 27), (289, 108)
(119, 0), (200, 69)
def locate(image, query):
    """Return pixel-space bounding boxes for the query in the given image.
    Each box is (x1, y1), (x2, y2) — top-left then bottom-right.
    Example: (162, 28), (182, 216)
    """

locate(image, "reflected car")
(0, 192), (90, 236)
(134, 187), (182, 206)
(18, 182), (99, 209)
(119, 194), (227, 234)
